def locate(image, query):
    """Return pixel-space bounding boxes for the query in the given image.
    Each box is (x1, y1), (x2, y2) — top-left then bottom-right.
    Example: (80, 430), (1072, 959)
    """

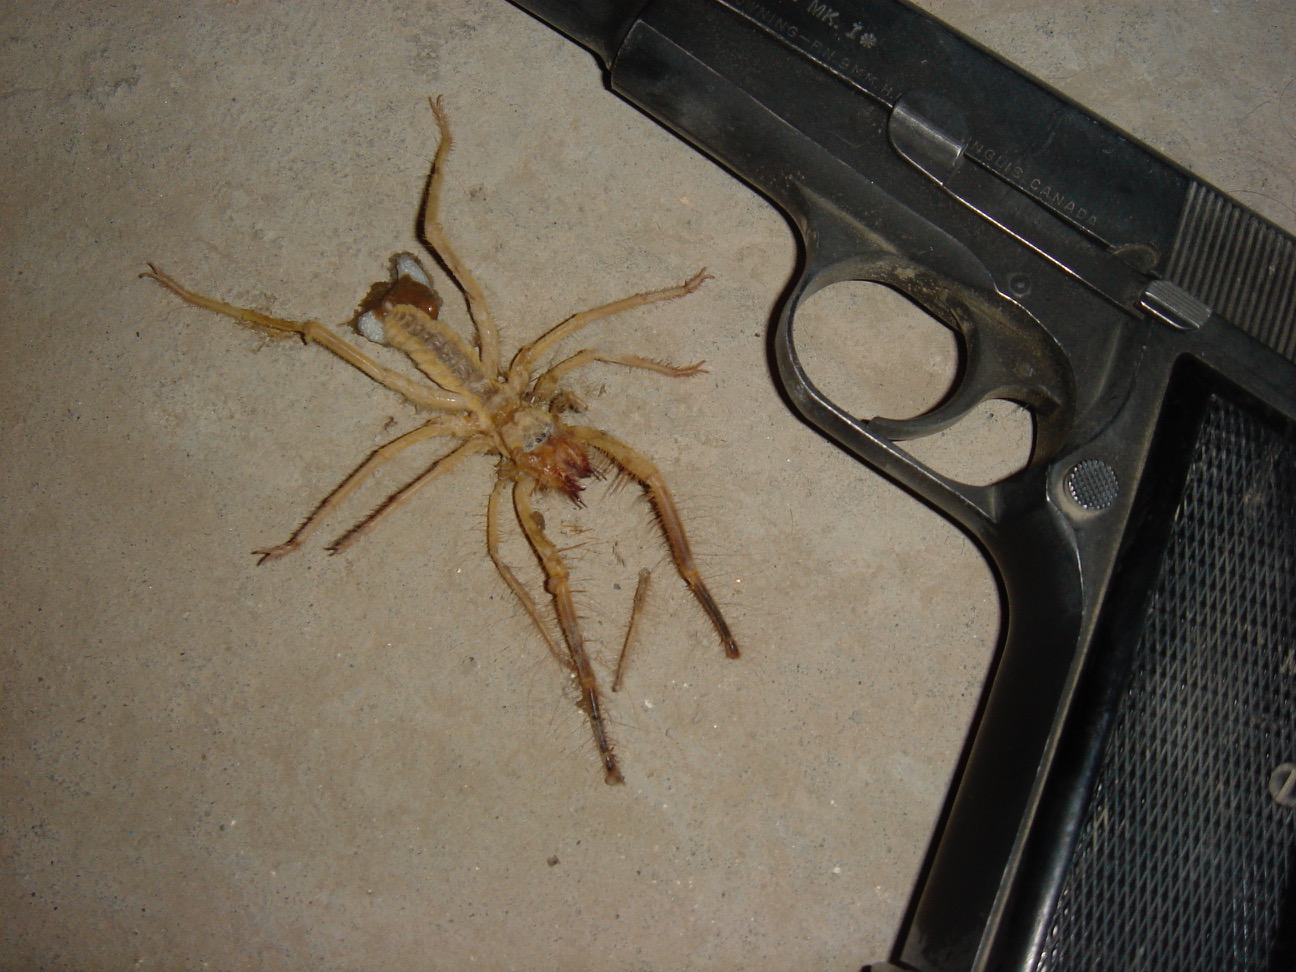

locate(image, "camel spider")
(143, 97), (739, 784)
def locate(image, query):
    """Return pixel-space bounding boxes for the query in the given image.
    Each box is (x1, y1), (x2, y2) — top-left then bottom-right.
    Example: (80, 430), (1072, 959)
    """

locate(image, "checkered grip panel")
(1035, 394), (1296, 970)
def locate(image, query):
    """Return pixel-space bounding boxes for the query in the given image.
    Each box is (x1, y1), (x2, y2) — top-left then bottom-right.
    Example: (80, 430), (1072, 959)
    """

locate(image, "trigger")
(868, 334), (1068, 464)
(867, 377), (990, 441)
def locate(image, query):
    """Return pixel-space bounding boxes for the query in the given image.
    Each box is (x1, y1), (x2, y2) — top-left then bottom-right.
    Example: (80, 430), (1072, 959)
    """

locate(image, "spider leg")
(569, 425), (740, 659)
(142, 265), (468, 411)
(530, 349), (706, 405)
(612, 568), (652, 692)
(507, 269), (710, 390)
(421, 97), (501, 378)
(512, 477), (624, 785)
(254, 415), (475, 563)
(329, 436), (489, 555)
(486, 475), (568, 669)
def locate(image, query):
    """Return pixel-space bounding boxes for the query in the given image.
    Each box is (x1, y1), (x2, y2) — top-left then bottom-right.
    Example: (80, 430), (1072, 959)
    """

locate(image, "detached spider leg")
(613, 568), (652, 692)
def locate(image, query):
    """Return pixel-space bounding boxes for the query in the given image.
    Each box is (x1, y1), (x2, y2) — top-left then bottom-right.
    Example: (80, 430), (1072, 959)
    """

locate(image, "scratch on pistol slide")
(142, 97), (739, 785)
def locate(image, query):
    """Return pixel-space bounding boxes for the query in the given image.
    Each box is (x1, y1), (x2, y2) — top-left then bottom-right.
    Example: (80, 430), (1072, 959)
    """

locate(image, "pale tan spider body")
(144, 98), (738, 784)
(370, 276), (591, 496)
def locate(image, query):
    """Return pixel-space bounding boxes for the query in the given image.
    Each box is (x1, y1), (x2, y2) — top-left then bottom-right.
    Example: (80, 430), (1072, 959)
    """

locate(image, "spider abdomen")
(381, 301), (493, 400)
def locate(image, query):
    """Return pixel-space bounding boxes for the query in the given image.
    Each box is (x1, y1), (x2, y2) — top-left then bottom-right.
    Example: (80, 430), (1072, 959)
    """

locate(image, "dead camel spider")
(143, 97), (739, 784)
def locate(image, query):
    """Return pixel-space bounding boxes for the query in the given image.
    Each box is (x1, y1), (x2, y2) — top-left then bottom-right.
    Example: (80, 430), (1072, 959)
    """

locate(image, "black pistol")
(507, 1), (1296, 969)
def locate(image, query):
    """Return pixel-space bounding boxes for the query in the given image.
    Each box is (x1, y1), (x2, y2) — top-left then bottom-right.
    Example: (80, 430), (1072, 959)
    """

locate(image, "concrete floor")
(2, 1), (1293, 969)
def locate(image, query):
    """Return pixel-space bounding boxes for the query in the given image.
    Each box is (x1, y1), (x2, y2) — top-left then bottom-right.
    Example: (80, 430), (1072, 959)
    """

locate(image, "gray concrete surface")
(2, 1), (1292, 969)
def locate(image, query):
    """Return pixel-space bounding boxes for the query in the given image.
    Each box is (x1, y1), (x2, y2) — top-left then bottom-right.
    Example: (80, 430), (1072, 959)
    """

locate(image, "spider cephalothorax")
(144, 97), (738, 784)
